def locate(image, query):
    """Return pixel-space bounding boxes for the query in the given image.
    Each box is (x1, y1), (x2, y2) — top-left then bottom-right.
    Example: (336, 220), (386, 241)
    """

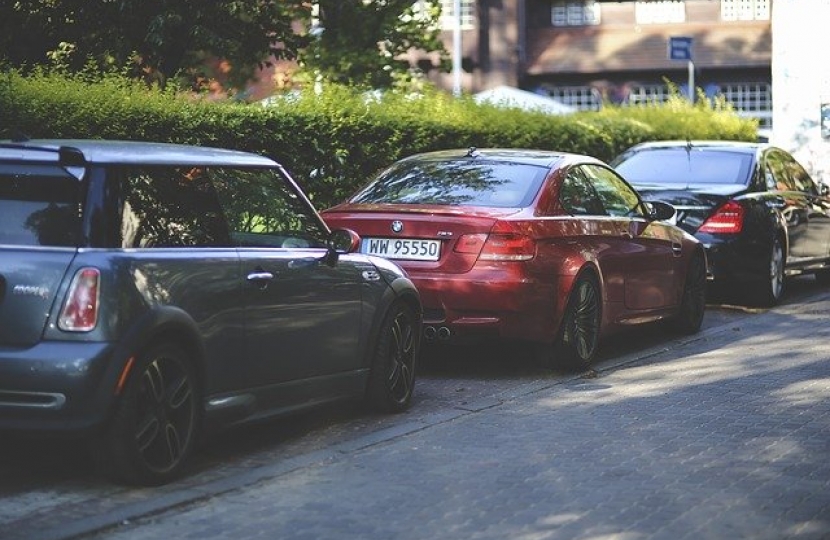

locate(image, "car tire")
(366, 301), (419, 413)
(543, 273), (601, 372)
(751, 234), (785, 307)
(92, 343), (200, 486)
(673, 251), (706, 334)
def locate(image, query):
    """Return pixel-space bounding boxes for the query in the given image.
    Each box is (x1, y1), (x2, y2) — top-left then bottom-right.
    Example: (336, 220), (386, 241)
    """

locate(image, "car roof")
(624, 140), (763, 154)
(399, 148), (604, 168)
(0, 139), (278, 167)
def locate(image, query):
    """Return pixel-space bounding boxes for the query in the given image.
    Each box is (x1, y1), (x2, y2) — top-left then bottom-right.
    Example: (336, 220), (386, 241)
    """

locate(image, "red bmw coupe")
(323, 148), (706, 370)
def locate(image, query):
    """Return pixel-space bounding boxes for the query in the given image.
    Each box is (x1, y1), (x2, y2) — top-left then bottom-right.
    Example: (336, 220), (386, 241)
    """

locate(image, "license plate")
(362, 237), (441, 261)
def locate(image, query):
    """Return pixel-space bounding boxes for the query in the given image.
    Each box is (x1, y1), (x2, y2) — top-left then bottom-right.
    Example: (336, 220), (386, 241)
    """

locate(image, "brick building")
(425, 0), (772, 128)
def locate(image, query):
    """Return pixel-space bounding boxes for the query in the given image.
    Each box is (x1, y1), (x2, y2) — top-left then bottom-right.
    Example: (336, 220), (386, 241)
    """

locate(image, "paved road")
(1, 278), (829, 540)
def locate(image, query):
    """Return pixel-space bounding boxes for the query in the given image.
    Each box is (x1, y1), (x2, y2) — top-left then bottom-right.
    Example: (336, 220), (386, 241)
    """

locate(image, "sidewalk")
(54, 297), (830, 539)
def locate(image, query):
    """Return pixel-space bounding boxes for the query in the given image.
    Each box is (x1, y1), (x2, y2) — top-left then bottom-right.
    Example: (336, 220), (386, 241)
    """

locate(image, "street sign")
(669, 36), (693, 61)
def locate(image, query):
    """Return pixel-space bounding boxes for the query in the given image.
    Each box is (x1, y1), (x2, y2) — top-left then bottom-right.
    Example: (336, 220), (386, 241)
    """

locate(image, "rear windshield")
(350, 159), (548, 207)
(0, 164), (80, 247)
(614, 149), (754, 186)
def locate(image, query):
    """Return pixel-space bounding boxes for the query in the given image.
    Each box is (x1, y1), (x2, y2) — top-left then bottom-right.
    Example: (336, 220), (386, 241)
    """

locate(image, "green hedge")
(0, 71), (757, 209)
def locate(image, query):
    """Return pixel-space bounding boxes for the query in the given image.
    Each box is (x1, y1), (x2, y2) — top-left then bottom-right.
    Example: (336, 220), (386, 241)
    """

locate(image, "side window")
(209, 167), (329, 249)
(764, 151), (795, 191)
(118, 166), (231, 248)
(781, 153), (816, 194)
(583, 164), (646, 218)
(559, 168), (606, 215)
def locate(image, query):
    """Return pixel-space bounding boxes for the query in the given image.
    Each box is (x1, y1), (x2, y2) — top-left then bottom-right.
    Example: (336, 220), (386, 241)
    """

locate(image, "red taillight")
(698, 200), (744, 234)
(458, 222), (536, 262)
(58, 268), (100, 332)
(454, 233), (487, 254)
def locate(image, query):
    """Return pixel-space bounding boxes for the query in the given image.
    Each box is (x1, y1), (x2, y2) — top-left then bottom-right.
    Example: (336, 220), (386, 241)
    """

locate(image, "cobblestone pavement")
(61, 296), (830, 540)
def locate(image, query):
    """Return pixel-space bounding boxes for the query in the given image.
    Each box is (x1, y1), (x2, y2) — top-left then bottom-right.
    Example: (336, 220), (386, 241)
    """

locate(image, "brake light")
(478, 222), (536, 261)
(698, 200), (744, 234)
(58, 267), (100, 332)
(454, 233), (487, 254)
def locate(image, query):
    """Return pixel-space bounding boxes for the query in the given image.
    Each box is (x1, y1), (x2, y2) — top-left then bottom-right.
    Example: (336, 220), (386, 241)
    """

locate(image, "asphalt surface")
(2, 280), (829, 540)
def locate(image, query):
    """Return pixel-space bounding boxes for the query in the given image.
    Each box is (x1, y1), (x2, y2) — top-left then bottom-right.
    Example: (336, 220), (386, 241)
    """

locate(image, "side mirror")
(323, 228), (361, 266)
(328, 228), (361, 253)
(646, 200), (677, 222)
(820, 182), (830, 197)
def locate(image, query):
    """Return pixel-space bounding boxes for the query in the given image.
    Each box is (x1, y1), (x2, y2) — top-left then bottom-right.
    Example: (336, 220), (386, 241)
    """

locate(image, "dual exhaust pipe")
(423, 325), (451, 341)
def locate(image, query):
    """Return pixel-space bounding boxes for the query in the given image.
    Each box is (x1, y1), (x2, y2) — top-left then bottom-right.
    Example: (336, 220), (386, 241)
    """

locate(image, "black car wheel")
(752, 234), (785, 307)
(549, 273), (601, 372)
(673, 251), (706, 334)
(93, 343), (200, 486)
(366, 302), (418, 413)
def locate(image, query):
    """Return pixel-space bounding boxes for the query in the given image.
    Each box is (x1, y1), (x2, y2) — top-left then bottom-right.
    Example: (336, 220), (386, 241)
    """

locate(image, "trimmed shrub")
(0, 70), (757, 209)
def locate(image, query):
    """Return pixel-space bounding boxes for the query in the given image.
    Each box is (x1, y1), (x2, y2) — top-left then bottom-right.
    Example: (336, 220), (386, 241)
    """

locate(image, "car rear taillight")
(58, 268), (100, 332)
(456, 222), (536, 262)
(698, 200), (744, 234)
(454, 233), (488, 254)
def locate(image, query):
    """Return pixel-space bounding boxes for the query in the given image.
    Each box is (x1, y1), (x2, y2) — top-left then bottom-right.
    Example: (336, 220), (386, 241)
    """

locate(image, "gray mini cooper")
(0, 139), (421, 485)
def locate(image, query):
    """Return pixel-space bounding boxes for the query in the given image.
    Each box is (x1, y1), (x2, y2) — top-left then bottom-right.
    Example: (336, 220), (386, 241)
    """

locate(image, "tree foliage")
(292, 0), (450, 89)
(0, 0), (311, 88)
(1, 0), (450, 92)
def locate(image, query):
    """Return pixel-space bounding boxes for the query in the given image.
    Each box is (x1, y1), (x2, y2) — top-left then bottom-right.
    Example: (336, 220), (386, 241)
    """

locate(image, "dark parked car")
(0, 139), (421, 485)
(323, 148), (706, 371)
(612, 141), (830, 306)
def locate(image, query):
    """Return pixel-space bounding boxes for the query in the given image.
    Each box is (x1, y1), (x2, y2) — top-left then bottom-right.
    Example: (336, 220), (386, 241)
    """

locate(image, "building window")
(551, 1), (600, 27)
(627, 84), (672, 105)
(439, 0), (475, 30)
(634, 1), (685, 24)
(545, 86), (602, 111)
(626, 82), (772, 128)
(719, 82), (772, 128)
(721, 0), (770, 21)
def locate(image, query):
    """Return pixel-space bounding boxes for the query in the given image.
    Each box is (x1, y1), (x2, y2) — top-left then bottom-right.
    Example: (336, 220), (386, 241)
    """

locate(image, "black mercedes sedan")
(0, 139), (422, 485)
(612, 141), (830, 306)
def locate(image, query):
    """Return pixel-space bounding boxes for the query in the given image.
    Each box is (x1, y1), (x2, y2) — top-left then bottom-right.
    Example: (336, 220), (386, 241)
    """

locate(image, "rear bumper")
(0, 341), (119, 433)
(698, 233), (769, 284)
(409, 266), (571, 344)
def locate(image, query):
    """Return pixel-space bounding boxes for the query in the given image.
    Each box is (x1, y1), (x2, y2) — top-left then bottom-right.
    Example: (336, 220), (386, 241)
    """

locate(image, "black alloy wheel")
(674, 251), (707, 334)
(554, 273), (601, 372)
(366, 302), (418, 413)
(93, 343), (200, 485)
(752, 234), (785, 307)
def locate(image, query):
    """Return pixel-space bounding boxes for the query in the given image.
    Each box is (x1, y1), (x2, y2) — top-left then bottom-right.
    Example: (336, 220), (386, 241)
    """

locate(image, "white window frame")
(627, 84), (672, 105)
(721, 0), (770, 21)
(551, 1), (601, 27)
(634, 1), (686, 25)
(438, 0), (475, 30)
(719, 82), (773, 128)
(545, 86), (602, 111)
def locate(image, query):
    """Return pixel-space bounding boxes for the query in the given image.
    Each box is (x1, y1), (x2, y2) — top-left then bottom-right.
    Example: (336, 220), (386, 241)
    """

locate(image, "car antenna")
(684, 138), (693, 168)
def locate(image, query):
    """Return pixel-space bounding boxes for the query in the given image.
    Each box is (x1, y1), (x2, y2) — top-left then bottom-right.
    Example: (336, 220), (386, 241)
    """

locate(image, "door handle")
(246, 271), (275, 282)
(672, 243), (682, 256)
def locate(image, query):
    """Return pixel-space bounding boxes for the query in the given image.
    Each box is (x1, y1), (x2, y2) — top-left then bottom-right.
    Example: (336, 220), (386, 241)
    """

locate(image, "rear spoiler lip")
(0, 143), (87, 167)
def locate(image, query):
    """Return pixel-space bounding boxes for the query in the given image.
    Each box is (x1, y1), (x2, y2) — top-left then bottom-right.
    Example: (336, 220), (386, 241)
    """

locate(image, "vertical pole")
(688, 60), (695, 103)
(452, 0), (462, 96)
